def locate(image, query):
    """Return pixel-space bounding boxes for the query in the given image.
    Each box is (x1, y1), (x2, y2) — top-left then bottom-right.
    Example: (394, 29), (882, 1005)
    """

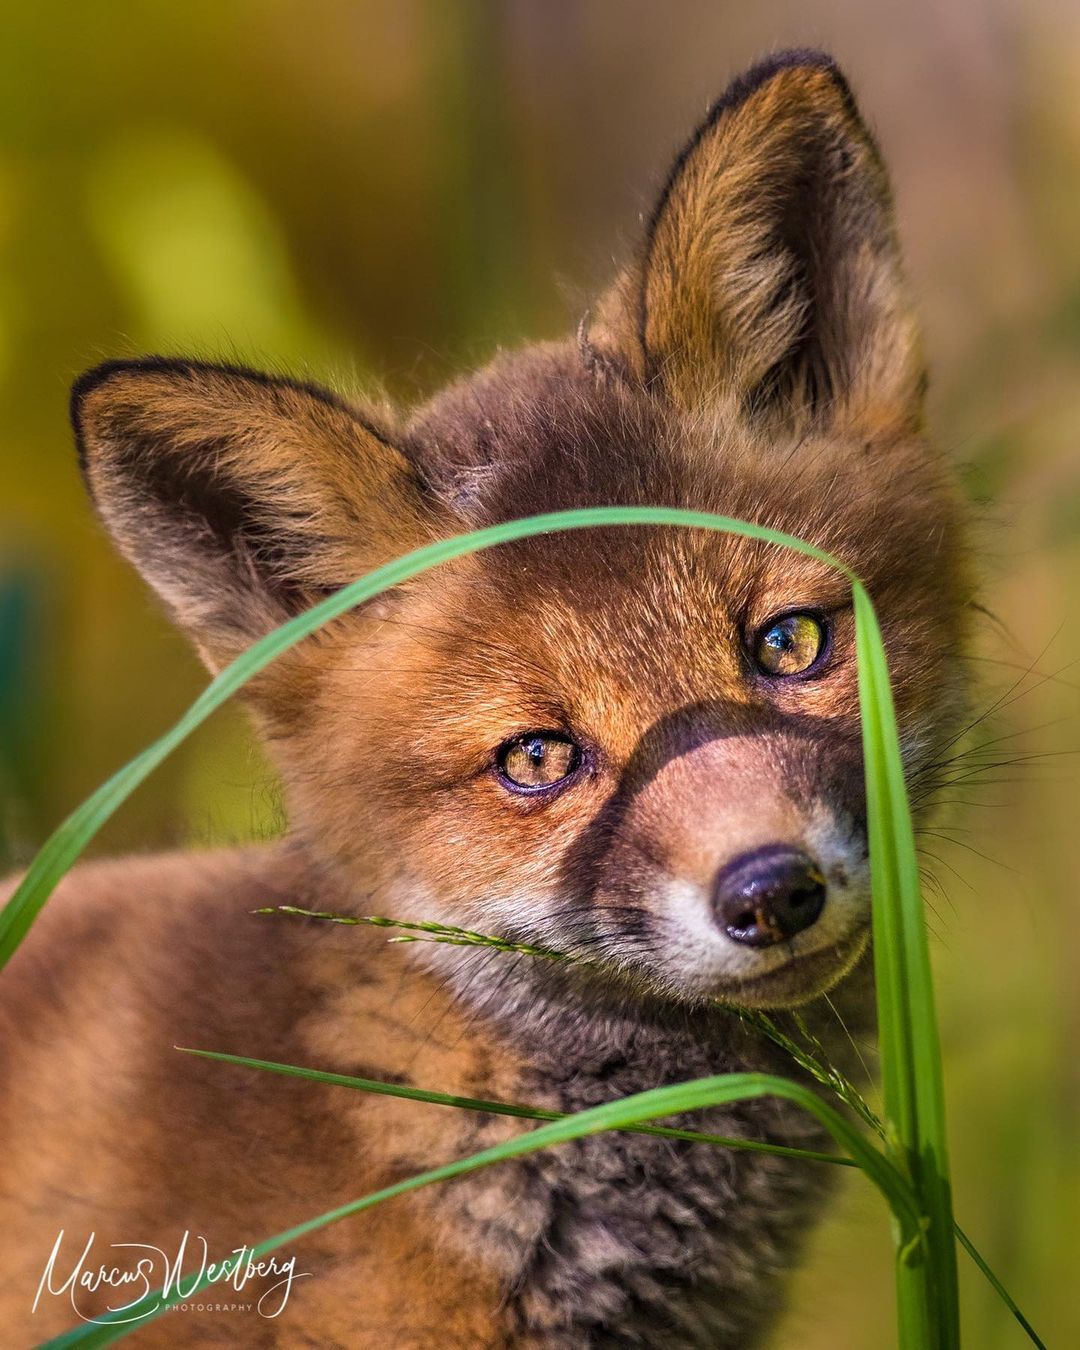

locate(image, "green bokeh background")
(1, 3), (1078, 1345)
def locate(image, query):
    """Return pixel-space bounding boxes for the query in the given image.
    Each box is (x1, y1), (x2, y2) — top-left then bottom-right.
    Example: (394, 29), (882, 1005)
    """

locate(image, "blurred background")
(1, 2), (1077, 1344)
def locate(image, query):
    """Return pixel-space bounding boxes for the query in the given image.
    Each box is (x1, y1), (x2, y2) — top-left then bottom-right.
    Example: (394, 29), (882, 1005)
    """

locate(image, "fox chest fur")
(2, 845), (862, 1348)
(0, 51), (971, 1348)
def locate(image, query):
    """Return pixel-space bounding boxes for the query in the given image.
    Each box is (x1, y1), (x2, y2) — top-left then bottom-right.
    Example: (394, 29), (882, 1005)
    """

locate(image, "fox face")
(72, 54), (970, 1014)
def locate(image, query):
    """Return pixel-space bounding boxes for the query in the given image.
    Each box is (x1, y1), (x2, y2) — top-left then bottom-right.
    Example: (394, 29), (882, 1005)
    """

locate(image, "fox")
(0, 51), (972, 1348)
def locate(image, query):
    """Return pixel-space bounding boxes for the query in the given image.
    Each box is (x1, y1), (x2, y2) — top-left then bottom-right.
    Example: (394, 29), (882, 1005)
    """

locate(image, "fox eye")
(496, 732), (582, 793)
(753, 612), (829, 678)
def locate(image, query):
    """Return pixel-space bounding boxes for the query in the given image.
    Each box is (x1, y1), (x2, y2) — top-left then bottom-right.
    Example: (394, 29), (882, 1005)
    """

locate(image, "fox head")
(72, 53), (970, 1011)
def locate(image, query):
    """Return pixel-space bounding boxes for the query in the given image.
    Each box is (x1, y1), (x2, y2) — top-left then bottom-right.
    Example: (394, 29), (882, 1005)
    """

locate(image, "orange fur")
(1, 52), (972, 1346)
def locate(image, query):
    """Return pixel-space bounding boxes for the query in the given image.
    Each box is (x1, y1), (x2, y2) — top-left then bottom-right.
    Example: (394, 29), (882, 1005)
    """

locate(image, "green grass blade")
(39, 1071), (918, 1349)
(253, 905), (582, 963)
(257, 904), (890, 1131)
(955, 1224), (1048, 1350)
(247, 915), (1042, 1344)
(183, 1046), (1044, 1349)
(0, 507), (851, 970)
(854, 583), (959, 1348)
(178, 1046), (855, 1167)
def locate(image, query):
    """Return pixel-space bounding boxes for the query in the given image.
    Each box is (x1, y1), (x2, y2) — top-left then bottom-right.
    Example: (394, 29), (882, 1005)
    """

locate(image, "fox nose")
(713, 846), (827, 947)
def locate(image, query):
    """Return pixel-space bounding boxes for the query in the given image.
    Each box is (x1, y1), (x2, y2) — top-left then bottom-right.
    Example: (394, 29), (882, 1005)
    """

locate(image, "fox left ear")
(592, 51), (923, 438)
(72, 359), (443, 672)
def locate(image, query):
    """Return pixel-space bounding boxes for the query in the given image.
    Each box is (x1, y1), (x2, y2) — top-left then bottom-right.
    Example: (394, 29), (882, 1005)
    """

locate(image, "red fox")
(0, 52), (971, 1347)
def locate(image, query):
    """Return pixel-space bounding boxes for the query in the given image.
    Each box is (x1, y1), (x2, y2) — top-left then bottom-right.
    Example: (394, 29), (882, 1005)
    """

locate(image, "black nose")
(713, 846), (827, 947)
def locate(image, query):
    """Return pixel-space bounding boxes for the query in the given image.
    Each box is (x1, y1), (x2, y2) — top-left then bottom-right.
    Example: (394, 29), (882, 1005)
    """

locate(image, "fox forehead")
(285, 360), (942, 820)
(390, 343), (961, 699)
(407, 343), (957, 584)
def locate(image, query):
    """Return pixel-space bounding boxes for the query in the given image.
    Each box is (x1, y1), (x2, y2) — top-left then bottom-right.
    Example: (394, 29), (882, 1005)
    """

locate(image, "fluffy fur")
(0, 52), (971, 1346)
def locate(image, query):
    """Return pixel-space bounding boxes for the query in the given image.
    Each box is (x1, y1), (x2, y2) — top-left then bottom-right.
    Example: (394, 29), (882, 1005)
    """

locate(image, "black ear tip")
(70, 356), (220, 490)
(68, 357), (404, 492)
(71, 358), (131, 424)
(69, 356), (257, 474)
(69, 356), (192, 452)
(738, 47), (841, 77)
(711, 48), (855, 120)
(69, 355), (374, 453)
(70, 359), (135, 478)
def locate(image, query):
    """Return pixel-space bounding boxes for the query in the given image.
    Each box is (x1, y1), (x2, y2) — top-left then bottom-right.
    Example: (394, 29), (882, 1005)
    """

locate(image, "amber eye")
(753, 612), (829, 678)
(496, 732), (582, 793)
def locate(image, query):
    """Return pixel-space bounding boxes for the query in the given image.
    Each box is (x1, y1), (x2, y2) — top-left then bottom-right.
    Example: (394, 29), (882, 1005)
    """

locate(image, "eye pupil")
(753, 613), (827, 678)
(497, 732), (581, 793)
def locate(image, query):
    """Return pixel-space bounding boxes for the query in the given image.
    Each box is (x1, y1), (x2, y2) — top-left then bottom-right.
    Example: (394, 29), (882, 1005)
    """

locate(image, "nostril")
(713, 846), (827, 948)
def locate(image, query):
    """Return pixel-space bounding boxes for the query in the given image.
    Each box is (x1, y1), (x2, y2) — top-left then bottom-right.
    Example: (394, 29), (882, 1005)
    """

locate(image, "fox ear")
(72, 359), (439, 669)
(592, 51), (923, 437)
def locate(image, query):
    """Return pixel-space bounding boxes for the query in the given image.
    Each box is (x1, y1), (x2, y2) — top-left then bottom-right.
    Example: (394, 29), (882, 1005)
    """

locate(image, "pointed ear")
(72, 359), (441, 669)
(592, 51), (923, 437)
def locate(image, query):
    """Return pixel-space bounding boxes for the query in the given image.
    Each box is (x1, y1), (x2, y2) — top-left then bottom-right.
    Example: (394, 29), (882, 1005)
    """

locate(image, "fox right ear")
(72, 359), (441, 670)
(591, 51), (923, 439)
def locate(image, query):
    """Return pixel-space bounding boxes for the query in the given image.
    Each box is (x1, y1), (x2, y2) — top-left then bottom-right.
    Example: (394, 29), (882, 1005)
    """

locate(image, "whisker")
(914, 829), (1022, 876)
(822, 992), (874, 1087)
(935, 626), (1068, 754)
(914, 845), (976, 895)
